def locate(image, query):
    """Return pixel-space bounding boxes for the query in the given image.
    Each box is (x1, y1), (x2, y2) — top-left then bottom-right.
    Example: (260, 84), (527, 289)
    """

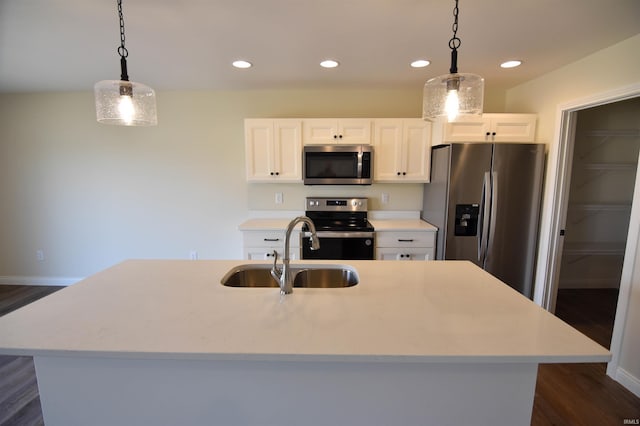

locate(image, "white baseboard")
(0, 276), (82, 286)
(615, 367), (640, 398)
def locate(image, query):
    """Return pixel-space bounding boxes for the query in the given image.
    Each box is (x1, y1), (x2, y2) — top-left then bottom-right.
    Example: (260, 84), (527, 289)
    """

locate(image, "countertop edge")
(2, 348), (611, 364)
(240, 218), (438, 232)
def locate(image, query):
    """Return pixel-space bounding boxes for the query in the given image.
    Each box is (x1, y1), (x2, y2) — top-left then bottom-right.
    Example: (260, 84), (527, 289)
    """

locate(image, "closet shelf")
(578, 129), (640, 159)
(563, 242), (626, 256)
(586, 129), (640, 138)
(567, 203), (632, 224)
(581, 162), (637, 171)
(568, 203), (631, 211)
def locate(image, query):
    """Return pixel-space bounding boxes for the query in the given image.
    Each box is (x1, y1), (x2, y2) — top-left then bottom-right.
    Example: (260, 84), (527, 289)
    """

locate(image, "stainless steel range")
(301, 197), (375, 260)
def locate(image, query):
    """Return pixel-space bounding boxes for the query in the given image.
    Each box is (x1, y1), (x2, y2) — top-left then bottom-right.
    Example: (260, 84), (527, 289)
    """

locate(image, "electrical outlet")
(36, 249), (45, 262)
(189, 250), (198, 260)
(381, 193), (389, 204)
(275, 192), (284, 204)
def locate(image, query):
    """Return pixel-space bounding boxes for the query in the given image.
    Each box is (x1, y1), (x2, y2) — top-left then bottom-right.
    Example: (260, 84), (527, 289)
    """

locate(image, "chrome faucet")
(271, 216), (320, 295)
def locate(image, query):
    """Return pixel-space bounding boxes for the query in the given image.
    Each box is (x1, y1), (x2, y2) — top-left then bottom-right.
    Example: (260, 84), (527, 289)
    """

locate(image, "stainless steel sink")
(292, 267), (359, 288)
(221, 264), (358, 288)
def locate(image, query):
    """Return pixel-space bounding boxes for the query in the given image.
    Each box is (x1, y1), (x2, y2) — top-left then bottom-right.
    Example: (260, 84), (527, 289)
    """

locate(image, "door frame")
(534, 82), (640, 381)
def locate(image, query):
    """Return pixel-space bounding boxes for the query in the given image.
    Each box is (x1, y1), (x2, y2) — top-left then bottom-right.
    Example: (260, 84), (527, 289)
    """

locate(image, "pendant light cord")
(448, 0), (461, 74)
(117, 0), (129, 82)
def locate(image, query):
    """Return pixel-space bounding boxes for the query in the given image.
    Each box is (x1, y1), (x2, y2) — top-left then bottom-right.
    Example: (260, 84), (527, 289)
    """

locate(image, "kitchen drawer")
(244, 248), (300, 261)
(376, 247), (434, 261)
(376, 231), (435, 248)
(242, 231), (300, 248)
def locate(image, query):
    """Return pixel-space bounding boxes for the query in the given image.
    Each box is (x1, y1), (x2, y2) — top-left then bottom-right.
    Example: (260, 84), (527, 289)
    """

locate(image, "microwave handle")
(357, 150), (363, 179)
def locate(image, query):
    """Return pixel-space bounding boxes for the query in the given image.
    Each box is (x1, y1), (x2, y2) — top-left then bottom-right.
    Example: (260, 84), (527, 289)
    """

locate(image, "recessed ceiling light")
(500, 60), (522, 69)
(320, 59), (339, 68)
(232, 60), (252, 69)
(411, 59), (430, 68)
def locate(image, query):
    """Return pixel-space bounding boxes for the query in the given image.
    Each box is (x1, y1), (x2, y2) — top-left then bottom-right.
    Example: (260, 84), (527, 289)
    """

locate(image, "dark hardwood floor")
(0, 286), (62, 318)
(532, 289), (640, 425)
(0, 285), (638, 425)
(0, 285), (63, 426)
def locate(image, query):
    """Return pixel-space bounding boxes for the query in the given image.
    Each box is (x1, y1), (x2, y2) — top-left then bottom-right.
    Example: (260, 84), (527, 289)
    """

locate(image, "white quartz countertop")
(239, 218), (293, 231)
(0, 260), (609, 364)
(239, 218), (437, 232)
(369, 219), (437, 231)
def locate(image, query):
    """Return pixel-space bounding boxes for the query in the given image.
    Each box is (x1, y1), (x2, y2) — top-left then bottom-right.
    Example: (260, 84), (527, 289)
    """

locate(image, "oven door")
(301, 231), (375, 260)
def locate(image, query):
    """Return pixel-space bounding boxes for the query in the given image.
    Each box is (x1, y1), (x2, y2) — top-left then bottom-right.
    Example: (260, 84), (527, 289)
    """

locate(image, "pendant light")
(423, 0), (483, 122)
(94, 0), (157, 126)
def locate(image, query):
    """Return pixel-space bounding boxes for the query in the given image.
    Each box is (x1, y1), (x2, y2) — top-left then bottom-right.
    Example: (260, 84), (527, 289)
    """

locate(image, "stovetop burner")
(304, 197), (373, 232)
(308, 219), (374, 232)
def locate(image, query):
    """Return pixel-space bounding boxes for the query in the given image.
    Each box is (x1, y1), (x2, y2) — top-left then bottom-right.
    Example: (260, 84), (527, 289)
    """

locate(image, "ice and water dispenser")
(454, 204), (480, 236)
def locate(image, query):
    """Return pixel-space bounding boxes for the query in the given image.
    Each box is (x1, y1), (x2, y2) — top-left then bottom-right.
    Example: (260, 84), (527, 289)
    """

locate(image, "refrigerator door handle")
(479, 171), (491, 263)
(486, 171), (499, 266)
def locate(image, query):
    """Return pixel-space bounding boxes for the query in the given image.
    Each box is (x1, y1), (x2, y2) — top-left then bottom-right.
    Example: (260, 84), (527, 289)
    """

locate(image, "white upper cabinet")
(245, 119), (302, 182)
(373, 119), (432, 182)
(436, 113), (537, 143)
(302, 119), (372, 144)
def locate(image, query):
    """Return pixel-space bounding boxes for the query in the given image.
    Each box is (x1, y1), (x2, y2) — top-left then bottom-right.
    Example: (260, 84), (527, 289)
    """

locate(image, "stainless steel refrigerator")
(422, 143), (545, 298)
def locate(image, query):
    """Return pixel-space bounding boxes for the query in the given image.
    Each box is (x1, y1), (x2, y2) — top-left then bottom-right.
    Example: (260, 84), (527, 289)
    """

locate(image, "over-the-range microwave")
(303, 144), (373, 185)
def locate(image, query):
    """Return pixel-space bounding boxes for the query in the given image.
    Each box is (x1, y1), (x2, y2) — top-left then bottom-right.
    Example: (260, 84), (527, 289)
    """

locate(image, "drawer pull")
(263, 238), (280, 242)
(398, 239), (414, 242)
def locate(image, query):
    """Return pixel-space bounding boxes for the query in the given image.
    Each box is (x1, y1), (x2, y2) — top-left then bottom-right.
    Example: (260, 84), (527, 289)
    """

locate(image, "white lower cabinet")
(242, 231), (300, 260)
(375, 231), (436, 261)
(377, 248), (433, 261)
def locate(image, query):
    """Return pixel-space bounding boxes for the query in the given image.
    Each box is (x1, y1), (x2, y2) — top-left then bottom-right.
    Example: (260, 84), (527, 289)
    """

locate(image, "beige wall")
(506, 34), (640, 143)
(506, 34), (640, 392)
(1, 87), (511, 279)
(0, 86), (507, 280)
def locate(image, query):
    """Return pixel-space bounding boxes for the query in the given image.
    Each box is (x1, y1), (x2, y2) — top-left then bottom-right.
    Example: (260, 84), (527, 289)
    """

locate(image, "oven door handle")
(303, 231), (375, 239)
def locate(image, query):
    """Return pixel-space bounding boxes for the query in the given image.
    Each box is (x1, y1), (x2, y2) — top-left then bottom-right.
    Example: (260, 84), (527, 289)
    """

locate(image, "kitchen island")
(0, 259), (609, 425)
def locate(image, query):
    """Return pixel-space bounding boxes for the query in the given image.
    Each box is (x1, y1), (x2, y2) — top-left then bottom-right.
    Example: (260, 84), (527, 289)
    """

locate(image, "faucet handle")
(270, 250), (282, 282)
(309, 234), (321, 250)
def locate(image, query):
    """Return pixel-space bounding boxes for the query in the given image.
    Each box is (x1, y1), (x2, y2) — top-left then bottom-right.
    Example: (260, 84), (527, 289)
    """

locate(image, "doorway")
(536, 83), (640, 389)
(554, 98), (640, 349)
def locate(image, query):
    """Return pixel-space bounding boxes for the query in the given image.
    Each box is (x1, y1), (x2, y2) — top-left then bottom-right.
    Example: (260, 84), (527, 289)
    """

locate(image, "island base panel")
(35, 356), (537, 426)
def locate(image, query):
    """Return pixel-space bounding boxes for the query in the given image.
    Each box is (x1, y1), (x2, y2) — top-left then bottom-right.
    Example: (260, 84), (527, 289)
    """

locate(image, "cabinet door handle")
(264, 238), (280, 242)
(398, 239), (414, 242)
(333, 135), (338, 139)
(397, 172), (401, 176)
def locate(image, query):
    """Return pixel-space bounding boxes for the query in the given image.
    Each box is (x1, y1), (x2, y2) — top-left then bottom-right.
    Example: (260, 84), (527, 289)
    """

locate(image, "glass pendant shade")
(423, 72), (484, 122)
(94, 79), (157, 126)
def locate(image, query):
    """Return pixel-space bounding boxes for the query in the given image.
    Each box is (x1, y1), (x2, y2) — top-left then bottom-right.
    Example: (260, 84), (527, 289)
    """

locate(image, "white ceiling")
(1, 0), (639, 94)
